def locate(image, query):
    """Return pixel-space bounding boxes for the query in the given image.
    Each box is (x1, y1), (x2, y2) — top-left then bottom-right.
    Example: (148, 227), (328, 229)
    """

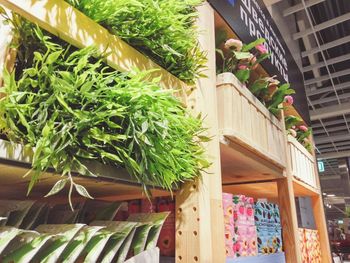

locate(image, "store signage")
(318, 161), (325, 172)
(208, 0), (310, 124)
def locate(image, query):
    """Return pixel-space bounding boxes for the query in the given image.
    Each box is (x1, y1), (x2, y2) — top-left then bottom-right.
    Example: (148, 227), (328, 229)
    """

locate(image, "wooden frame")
(0, 0), (332, 262)
(217, 72), (286, 170)
(287, 135), (318, 189)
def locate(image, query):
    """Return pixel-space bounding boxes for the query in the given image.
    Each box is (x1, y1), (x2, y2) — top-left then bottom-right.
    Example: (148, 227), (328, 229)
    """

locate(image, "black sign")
(208, 0), (310, 124)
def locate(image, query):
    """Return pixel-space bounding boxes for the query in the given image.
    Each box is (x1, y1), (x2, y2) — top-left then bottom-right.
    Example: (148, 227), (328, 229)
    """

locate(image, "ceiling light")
(327, 194), (336, 197)
(322, 192), (327, 196)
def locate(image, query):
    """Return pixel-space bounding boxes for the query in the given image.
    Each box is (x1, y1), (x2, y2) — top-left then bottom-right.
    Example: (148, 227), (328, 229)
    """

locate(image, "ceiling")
(266, 0), (350, 220)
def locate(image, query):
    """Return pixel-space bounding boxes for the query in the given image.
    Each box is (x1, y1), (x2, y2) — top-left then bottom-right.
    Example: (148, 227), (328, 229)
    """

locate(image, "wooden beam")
(176, 3), (225, 263)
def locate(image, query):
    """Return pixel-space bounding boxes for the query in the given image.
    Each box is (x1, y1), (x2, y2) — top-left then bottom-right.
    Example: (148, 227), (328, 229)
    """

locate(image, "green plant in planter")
(216, 32), (270, 83)
(285, 115), (312, 152)
(0, 20), (209, 208)
(65, 0), (206, 84)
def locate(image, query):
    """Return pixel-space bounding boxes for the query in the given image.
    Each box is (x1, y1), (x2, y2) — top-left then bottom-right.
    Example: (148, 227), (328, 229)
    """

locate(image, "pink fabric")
(223, 193), (235, 257)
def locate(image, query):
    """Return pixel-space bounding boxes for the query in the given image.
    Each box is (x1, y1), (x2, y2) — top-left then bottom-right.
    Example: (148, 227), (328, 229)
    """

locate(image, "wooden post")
(277, 177), (302, 263)
(279, 110), (303, 263)
(176, 2), (225, 263)
(311, 194), (332, 263)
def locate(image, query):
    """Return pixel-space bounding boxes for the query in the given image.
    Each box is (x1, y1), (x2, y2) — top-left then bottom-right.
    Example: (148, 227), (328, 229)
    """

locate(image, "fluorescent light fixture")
(327, 194), (336, 197)
(322, 192), (327, 196)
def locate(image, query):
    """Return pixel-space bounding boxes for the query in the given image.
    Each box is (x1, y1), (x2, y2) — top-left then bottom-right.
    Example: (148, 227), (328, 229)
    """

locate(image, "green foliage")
(284, 115), (302, 130)
(0, 22), (208, 206)
(234, 69), (250, 83)
(267, 83), (295, 115)
(284, 115), (312, 152)
(65, 0), (206, 84)
(215, 37), (269, 83)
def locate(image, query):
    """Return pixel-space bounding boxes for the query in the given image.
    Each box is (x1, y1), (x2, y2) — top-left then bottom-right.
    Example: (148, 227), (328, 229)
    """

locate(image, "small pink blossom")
(292, 125), (296, 129)
(299, 125), (308, 132)
(284, 95), (294, 105)
(256, 44), (268, 54)
(224, 39), (243, 51)
(289, 129), (297, 137)
(238, 64), (248, 70)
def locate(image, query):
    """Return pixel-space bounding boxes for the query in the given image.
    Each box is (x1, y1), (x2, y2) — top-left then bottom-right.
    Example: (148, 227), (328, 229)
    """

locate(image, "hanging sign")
(208, 0), (310, 124)
(318, 161), (325, 172)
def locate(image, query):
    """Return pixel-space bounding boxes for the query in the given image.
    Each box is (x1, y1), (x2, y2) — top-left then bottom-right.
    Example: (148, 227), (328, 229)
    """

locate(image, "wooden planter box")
(217, 73), (286, 169)
(287, 135), (318, 189)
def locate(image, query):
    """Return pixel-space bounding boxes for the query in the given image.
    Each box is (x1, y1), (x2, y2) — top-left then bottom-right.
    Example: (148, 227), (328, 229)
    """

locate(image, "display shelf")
(226, 252), (285, 263)
(220, 135), (286, 185)
(222, 178), (319, 202)
(217, 73), (286, 182)
(287, 135), (318, 189)
(0, 139), (170, 201)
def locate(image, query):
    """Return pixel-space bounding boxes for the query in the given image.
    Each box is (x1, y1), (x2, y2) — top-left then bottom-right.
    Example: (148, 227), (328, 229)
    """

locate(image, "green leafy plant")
(65, 0), (206, 84)
(285, 115), (312, 152)
(216, 33), (270, 83)
(0, 19), (209, 208)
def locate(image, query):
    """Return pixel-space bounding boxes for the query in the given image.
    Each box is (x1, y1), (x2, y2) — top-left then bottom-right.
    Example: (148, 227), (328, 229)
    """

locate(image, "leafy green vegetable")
(65, 0), (206, 84)
(0, 20), (208, 206)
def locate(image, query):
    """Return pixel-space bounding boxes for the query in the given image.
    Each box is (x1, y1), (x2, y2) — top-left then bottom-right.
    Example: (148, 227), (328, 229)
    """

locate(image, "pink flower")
(238, 64), (248, 70)
(299, 125), (308, 132)
(289, 129), (297, 137)
(292, 125), (296, 129)
(224, 39), (243, 51)
(256, 44), (268, 54)
(284, 95), (294, 105)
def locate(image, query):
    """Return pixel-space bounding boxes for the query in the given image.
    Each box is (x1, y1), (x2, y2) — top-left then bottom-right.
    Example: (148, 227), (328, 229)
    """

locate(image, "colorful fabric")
(254, 201), (279, 226)
(223, 193), (235, 257)
(222, 194), (258, 258)
(298, 228), (308, 263)
(256, 225), (282, 254)
(304, 229), (322, 263)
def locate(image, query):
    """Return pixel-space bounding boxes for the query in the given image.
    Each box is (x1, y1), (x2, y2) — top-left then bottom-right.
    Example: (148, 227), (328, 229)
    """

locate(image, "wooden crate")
(217, 72), (286, 169)
(287, 135), (318, 189)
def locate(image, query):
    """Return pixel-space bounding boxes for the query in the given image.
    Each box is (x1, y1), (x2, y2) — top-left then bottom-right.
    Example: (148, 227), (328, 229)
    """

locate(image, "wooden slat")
(0, 0), (189, 99)
(217, 73), (286, 170)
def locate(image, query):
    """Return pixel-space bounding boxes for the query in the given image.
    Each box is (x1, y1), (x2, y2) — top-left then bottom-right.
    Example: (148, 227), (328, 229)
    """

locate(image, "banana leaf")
(127, 212), (169, 249)
(31, 205), (49, 229)
(115, 227), (137, 263)
(0, 200), (34, 228)
(1, 231), (52, 263)
(60, 226), (104, 263)
(0, 226), (20, 254)
(78, 200), (122, 224)
(80, 229), (115, 262)
(48, 203), (84, 224)
(32, 224), (85, 263)
(128, 223), (153, 255)
(91, 221), (137, 263)
(0, 214), (9, 226)
(21, 202), (46, 230)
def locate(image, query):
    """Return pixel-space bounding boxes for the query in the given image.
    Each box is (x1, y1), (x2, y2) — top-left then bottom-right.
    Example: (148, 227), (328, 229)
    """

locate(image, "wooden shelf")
(222, 177), (319, 201)
(292, 178), (320, 197)
(217, 73), (287, 185)
(220, 137), (286, 184)
(0, 139), (171, 201)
